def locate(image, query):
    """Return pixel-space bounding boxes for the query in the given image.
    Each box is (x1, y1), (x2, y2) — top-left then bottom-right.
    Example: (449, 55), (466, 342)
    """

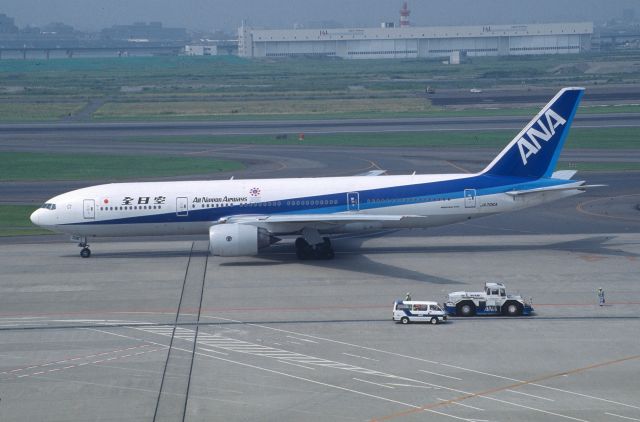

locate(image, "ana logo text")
(517, 108), (567, 165)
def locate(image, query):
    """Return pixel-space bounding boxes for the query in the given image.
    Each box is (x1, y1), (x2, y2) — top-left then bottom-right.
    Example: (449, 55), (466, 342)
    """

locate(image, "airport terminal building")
(238, 22), (593, 59)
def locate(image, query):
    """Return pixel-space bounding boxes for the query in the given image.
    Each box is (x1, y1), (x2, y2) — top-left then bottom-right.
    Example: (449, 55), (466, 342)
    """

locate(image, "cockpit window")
(40, 203), (56, 210)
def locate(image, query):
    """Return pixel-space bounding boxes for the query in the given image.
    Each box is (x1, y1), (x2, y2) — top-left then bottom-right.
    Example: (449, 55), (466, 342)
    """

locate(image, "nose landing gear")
(78, 237), (91, 258)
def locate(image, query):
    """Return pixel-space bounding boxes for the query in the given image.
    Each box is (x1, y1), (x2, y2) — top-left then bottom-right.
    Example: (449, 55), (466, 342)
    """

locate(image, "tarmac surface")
(2, 155), (640, 421)
(1, 110), (640, 420)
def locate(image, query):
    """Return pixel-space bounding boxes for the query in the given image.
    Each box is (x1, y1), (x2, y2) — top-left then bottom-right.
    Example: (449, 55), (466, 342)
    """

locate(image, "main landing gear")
(295, 236), (335, 260)
(78, 237), (91, 258)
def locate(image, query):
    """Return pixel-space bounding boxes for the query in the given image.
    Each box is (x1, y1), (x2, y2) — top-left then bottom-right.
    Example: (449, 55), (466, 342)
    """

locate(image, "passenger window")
(491, 289), (499, 295)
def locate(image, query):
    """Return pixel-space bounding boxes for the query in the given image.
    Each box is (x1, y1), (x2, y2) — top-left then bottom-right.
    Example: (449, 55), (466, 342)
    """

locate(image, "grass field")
(557, 162), (640, 172)
(1, 52), (639, 122)
(0, 152), (244, 181)
(0, 205), (53, 236)
(124, 127), (640, 150)
(92, 97), (430, 120)
(0, 102), (86, 122)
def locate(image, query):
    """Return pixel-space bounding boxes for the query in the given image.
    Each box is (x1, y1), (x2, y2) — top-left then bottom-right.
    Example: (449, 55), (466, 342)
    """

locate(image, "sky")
(2, 0), (638, 32)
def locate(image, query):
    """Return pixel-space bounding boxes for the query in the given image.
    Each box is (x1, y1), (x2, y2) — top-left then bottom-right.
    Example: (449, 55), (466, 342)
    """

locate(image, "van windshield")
(395, 303), (410, 311)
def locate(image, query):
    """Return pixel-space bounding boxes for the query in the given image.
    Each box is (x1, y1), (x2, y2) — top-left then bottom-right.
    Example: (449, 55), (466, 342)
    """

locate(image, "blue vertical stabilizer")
(482, 87), (584, 179)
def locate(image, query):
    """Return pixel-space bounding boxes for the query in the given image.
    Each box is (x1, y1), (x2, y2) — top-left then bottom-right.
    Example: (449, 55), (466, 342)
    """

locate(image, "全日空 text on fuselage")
(30, 87), (595, 258)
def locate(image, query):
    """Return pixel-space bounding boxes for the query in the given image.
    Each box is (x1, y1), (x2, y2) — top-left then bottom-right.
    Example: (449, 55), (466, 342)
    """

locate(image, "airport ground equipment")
(444, 282), (533, 317)
(393, 300), (448, 324)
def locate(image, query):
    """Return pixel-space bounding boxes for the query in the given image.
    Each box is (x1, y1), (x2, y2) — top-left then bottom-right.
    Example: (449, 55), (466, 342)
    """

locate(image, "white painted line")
(63, 365), (75, 369)
(202, 317), (604, 420)
(436, 398), (484, 411)
(606, 413), (640, 421)
(388, 383), (435, 389)
(342, 353), (379, 362)
(506, 389), (554, 402)
(198, 347), (229, 356)
(277, 360), (316, 371)
(420, 369), (463, 381)
(32, 371), (44, 375)
(353, 377), (394, 389)
(90, 327), (473, 422)
(286, 336), (318, 344)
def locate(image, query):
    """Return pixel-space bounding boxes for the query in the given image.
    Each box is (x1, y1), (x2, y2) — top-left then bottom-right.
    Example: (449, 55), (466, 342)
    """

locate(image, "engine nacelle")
(209, 224), (278, 256)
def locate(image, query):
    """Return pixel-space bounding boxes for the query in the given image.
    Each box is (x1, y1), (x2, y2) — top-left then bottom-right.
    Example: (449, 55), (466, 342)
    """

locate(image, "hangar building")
(238, 22), (593, 59)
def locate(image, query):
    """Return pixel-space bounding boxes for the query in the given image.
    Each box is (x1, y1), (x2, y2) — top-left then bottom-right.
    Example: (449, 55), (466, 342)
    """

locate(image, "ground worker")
(598, 287), (605, 306)
(404, 292), (412, 301)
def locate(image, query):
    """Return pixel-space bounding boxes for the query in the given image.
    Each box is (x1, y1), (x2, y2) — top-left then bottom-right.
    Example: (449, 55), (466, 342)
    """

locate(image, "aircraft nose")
(30, 209), (40, 226)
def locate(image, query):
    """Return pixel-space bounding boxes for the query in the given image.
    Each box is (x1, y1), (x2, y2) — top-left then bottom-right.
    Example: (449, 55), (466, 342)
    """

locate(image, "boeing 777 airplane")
(31, 87), (597, 259)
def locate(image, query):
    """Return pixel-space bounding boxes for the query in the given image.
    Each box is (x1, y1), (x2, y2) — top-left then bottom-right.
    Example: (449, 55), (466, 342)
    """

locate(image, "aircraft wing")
(216, 213), (426, 234)
(220, 213), (419, 225)
(356, 170), (387, 176)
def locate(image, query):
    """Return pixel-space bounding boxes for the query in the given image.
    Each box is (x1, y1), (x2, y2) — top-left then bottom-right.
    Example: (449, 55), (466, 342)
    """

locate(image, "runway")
(1, 118), (640, 421)
(0, 112), (639, 139)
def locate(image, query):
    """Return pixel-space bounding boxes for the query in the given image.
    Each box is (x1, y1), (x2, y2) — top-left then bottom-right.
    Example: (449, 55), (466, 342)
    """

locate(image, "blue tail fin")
(482, 87), (584, 179)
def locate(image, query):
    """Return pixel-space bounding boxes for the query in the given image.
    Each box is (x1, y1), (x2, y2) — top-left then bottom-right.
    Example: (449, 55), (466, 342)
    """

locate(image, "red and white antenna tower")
(400, 2), (411, 27)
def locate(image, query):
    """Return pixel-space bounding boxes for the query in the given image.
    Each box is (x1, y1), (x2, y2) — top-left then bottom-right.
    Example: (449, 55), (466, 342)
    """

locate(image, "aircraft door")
(176, 197), (189, 216)
(83, 199), (95, 219)
(347, 192), (359, 211)
(464, 189), (477, 208)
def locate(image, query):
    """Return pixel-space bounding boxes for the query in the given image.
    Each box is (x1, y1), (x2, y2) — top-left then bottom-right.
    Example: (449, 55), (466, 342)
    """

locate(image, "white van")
(393, 300), (447, 325)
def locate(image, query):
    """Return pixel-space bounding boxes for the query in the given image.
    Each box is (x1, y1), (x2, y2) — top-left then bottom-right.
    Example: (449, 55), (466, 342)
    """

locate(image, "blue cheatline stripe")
(63, 174), (577, 226)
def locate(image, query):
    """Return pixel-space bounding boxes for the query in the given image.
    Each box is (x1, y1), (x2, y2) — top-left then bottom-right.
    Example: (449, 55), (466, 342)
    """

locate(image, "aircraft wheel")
(295, 238), (313, 260)
(80, 248), (91, 258)
(315, 244), (335, 260)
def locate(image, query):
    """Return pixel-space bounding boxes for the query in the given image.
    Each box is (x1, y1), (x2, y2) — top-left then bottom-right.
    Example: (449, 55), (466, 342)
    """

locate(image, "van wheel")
(458, 302), (476, 317)
(400, 317), (410, 324)
(430, 317), (438, 325)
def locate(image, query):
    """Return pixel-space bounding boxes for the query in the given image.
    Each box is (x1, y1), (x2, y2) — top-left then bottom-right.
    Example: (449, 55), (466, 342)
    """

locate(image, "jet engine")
(209, 224), (279, 256)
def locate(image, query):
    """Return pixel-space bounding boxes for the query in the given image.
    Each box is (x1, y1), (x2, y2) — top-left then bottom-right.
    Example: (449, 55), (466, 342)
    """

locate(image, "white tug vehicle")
(444, 282), (533, 317)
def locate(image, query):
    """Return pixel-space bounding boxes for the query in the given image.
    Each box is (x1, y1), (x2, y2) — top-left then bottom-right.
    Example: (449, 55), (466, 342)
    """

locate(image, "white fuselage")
(30, 172), (580, 239)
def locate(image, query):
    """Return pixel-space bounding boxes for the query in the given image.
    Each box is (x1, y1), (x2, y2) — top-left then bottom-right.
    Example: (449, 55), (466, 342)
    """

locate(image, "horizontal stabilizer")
(506, 183), (605, 196)
(551, 170), (578, 180)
